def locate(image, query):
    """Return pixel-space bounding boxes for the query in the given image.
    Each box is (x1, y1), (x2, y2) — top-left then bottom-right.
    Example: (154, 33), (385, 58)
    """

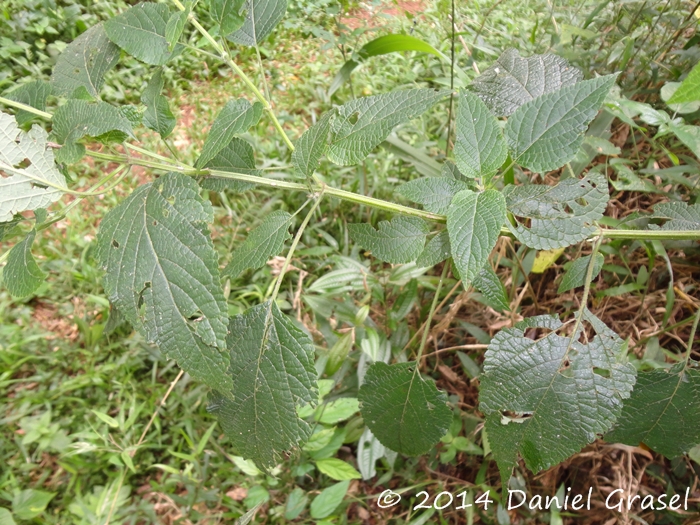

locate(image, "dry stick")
(421, 343), (489, 360)
(656, 0), (700, 63)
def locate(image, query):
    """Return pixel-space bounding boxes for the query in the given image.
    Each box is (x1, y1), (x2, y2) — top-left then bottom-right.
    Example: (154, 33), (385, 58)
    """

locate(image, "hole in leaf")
(524, 327), (554, 340)
(348, 111), (360, 125)
(188, 310), (203, 322)
(593, 367), (610, 377)
(167, 196), (176, 205)
(152, 220), (158, 226)
(15, 158), (32, 169)
(560, 359), (571, 371)
(575, 197), (588, 207)
(111, 240), (120, 248)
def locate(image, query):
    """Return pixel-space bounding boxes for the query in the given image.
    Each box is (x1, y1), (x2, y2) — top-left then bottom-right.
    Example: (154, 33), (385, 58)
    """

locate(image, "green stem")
(684, 307), (700, 365)
(416, 262), (450, 362)
(0, 96), (52, 119)
(567, 235), (603, 350)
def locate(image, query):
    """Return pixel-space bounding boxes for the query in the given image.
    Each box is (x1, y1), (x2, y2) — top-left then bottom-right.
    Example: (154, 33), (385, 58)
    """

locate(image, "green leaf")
(292, 110), (334, 179)
(165, 7), (189, 50)
(285, 487), (309, 520)
(315, 397), (359, 425)
(326, 331), (354, 375)
(558, 254), (604, 293)
(0, 216), (22, 242)
(454, 90), (507, 182)
(0, 508), (16, 525)
(211, 0), (246, 35)
(141, 68), (176, 138)
(227, 0), (287, 45)
(397, 177), (471, 215)
(315, 458), (361, 480)
(359, 362), (452, 455)
(0, 112), (66, 222)
(666, 122), (700, 159)
(309, 480), (349, 519)
(667, 61), (700, 105)
(651, 201), (700, 231)
(222, 210), (292, 278)
(51, 100), (134, 164)
(470, 49), (583, 117)
(416, 230), (451, 267)
(12, 489), (55, 520)
(479, 310), (636, 483)
(91, 409), (119, 428)
(605, 364), (700, 459)
(96, 172), (231, 393)
(195, 99), (263, 168)
(4, 81), (50, 126)
(327, 89), (448, 165)
(661, 82), (700, 114)
(447, 189), (506, 284)
(105, 2), (175, 65)
(505, 74), (617, 173)
(504, 171), (608, 249)
(51, 23), (120, 99)
(201, 137), (261, 193)
(472, 265), (509, 312)
(2, 230), (45, 298)
(349, 216), (428, 264)
(209, 300), (318, 469)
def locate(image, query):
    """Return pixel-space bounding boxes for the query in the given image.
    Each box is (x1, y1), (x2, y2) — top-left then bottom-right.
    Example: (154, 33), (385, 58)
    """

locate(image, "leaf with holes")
(397, 177), (471, 215)
(416, 230), (451, 268)
(4, 81), (51, 126)
(222, 210), (292, 278)
(200, 137), (261, 193)
(105, 3), (175, 65)
(0, 112), (66, 222)
(96, 172), (231, 393)
(605, 363), (700, 458)
(454, 90), (507, 182)
(211, 0), (246, 35)
(447, 189), (506, 284)
(359, 362), (452, 455)
(349, 216), (428, 264)
(227, 0), (287, 45)
(292, 110), (335, 179)
(651, 201), (700, 231)
(558, 254), (604, 293)
(327, 89), (448, 165)
(141, 68), (176, 138)
(208, 300), (318, 469)
(2, 230), (45, 298)
(51, 23), (120, 99)
(479, 310), (636, 483)
(470, 49), (583, 117)
(504, 170), (608, 250)
(473, 265), (509, 312)
(505, 75), (617, 173)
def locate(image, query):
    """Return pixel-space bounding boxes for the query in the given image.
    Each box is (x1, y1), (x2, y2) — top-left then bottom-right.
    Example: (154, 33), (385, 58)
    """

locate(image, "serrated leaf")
(201, 137), (261, 193)
(51, 23), (120, 99)
(359, 362), (452, 455)
(397, 177), (471, 215)
(209, 300), (318, 469)
(558, 253), (604, 293)
(479, 310), (636, 482)
(349, 216), (428, 264)
(470, 49), (583, 117)
(651, 201), (700, 230)
(315, 458), (361, 480)
(222, 210), (292, 278)
(51, 100), (134, 164)
(454, 90), (507, 182)
(0, 216), (22, 242)
(447, 189), (506, 284)
(292, 110), (334, 179)
(605, 363), (700, 458)
(4, 81), (50, 126)
(472, 265), (509, 312)
(211, 0), (246, 35)
(505, 74), (617, 172)
(195, 99), (263, 168)
(0, 112), (66, 222)
(504, 170), (608, 250)
(227, 0), (287, 45)
(667, 61), (700, 105)
(2, 230), (45, 298)
(416, 230), (451, 267)
(96, 172), (231, 393)
(141, 68), (176, 138)
(165, 7), (189, 50)
(327, 89), (448, 165)
(105, 3), (173, 66)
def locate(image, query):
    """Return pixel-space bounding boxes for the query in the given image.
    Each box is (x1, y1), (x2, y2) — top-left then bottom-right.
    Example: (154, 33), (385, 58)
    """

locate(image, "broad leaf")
(327, 89), (448, 165)
(141, 68), (176, 138)
(51, 100), (134, 164)
(292, 110), (334, 179)
(651, 201), (700, 231)
(472, 265), (509, 312)
(666, 122), (700, 159)
(195, 99), (263, 168)
(96, 172), (231, 393)
(222, 210), (292, 278)
(349, 216), (428, 264)
(397, 177), (470, 215)
(309, 480), (349, 520)
(358, 362), (452, 455)
(315, 458), (361, 480)
(667, 61), (700, 105)
(2, 230), (45, 298)
(165, 8), (189, 49)
(479, 311), (636, 482)
(558, 253), (604, 293)
(416, 230), (451, 267)
(0, 112), (66, 222)
(605, 364), (700, 458)
(12, 489), (55, 521)
(454, 90), (507, 182)
(227, 0), (287, 45)
(209, 300), (318, 469)
(504, 171), (608, 249)
(105, 3), (174, 66)
(470, 49), (582, 117)
(505, 74), (617, 173)
(211, 0), (246, 35)
(201, 137), (261, 192)
(51, 23), (120, 99)
(447, 189), (506, 284)
(4, 80), (50, 126)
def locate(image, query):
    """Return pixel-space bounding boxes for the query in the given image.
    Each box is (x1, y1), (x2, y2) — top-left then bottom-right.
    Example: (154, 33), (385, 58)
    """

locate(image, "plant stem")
(415, 263), (450, 362)
(0, 96), (52, 119)
(684, 307), (700, 365)
(567, 235), (603, 350)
